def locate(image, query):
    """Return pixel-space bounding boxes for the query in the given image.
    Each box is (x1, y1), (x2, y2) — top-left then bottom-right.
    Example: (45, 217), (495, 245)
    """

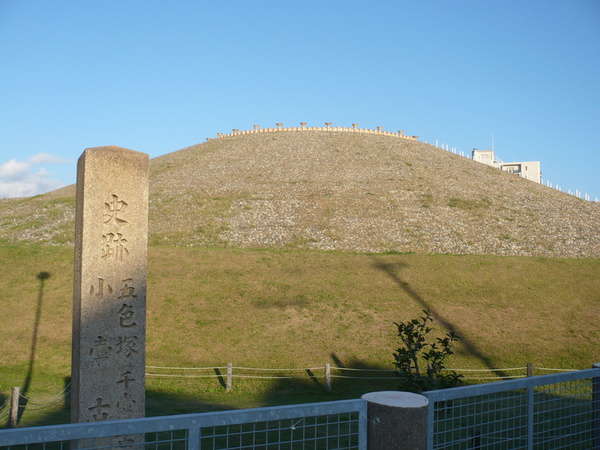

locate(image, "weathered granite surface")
(72, 146), (148, 431)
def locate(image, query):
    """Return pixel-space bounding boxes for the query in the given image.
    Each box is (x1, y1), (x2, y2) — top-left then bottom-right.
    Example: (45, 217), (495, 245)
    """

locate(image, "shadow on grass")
(10, 256), (512, 429)
(14, 354), (398, 428)
(255, 353), (398, 408)
(14, 271), (51, 426)
(15, 386), (244, 428)
(9, 359), (597, 450)
(371, 256), (510, 379)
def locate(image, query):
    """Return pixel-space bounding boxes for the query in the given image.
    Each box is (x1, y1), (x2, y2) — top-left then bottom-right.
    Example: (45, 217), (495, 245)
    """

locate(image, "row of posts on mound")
(208, 122), (419, 140)
(54, 144), (425, 448)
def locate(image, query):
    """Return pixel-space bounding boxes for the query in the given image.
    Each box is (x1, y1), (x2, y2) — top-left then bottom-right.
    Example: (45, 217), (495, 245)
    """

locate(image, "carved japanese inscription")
(71, 146), (148, 447)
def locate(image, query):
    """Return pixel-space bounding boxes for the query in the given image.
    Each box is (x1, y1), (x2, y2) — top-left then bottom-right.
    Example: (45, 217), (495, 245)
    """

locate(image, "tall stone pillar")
(71, 146), (149, 444)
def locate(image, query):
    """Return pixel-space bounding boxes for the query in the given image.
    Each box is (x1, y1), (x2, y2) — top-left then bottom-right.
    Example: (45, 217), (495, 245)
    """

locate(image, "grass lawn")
(0, 245), (598, 427)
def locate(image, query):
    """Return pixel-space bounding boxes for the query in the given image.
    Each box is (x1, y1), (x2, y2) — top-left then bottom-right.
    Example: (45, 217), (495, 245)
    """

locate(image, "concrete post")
(362, 391), (428, 450)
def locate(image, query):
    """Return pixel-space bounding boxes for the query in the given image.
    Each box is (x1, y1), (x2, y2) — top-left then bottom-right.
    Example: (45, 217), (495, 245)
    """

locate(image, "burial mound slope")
(1, 131), (598, 257)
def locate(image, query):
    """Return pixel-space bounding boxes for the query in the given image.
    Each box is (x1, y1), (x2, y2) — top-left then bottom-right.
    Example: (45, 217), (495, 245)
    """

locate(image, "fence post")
(527, 386), (534, 448)
(362, 391), (428, 450)
(9, 386), (19, 428)
(226, 363), (233, 392)
(593, 362), (600, 450)
(527, 363), (533, 377)
(325, 363), (331, 392)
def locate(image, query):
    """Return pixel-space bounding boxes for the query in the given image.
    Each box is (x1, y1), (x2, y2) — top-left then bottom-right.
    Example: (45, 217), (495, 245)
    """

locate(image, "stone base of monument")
(361, 391), (429, 450)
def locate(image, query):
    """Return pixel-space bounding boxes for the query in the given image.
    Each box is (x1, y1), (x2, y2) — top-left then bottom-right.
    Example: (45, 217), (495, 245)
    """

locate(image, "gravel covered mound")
(1, 130), (599, 257)
(148, 131), (599, 257)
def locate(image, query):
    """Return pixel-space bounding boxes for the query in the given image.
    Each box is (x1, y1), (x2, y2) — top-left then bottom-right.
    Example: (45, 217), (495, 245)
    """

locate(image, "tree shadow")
(12, 358), (595, 450)
(16, 385), (245, 428)
(254, 353), (398, 408)
(145, 389), (241, 417)
(9, 257), (513, 429)
(371, 257), (510, 379)
(13, 351), (397, 428)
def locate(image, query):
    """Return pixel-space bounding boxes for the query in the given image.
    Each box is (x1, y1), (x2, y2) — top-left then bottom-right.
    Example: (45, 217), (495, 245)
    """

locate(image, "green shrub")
(393, 310), (462, 393)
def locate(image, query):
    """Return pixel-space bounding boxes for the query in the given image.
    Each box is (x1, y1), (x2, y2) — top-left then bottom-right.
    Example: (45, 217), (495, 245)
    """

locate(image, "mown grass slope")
(1, 245), (598, 426)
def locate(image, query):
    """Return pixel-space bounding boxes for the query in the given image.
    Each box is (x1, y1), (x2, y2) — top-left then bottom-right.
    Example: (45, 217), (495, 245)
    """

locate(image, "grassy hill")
(1, 245), (598, 427)
(1, 131), (599, 256)
(0, 130), (598, 427)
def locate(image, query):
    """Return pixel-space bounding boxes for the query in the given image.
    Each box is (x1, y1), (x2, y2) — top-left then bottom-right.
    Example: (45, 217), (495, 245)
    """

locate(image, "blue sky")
(1, 1), (599, 200)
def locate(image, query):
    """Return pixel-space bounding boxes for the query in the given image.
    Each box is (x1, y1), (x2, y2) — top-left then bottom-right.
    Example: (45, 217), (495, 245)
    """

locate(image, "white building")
(471, 149), (500, 168)
(499, 161), (542, 184)
(472, 149), (541, 184)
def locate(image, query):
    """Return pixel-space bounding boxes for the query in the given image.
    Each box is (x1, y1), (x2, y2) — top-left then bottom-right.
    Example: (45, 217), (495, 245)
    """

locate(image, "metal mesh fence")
(532, 378), (595, 448)
(423, 368), (599, 449)
(198, 412), (360, 449)
(0, 399), (366, 450)
(432, 389), (529, 448)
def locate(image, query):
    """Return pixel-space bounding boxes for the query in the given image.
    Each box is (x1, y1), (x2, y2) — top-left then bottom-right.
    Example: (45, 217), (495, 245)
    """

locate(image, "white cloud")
(0, 178), (64, 199)
(0, 159), (30, 179)
(28, 153), (73, 164)
(0, 154), (70, 199)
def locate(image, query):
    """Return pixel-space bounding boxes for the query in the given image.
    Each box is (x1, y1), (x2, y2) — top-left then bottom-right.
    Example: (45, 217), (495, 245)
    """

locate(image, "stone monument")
(71, 146), (149, 444)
